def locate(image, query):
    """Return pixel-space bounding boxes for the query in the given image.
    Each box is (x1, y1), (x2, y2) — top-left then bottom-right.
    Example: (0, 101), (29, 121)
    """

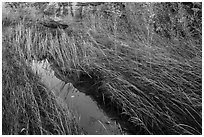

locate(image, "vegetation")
(2, 2), (202, 135)
(2, 3), (85, 135)
(2, 34), (85, 134)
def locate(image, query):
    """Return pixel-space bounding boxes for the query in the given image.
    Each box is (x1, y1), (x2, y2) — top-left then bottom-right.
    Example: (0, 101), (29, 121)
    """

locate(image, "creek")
(31, 59), (125, 135)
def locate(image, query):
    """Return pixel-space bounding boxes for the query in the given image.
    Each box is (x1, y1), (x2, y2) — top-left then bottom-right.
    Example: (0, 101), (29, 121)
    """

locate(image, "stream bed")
(31, 60), (125, 135)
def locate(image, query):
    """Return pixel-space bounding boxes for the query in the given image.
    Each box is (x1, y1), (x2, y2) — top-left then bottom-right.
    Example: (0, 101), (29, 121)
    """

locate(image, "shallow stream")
(31, 60), (124, 135)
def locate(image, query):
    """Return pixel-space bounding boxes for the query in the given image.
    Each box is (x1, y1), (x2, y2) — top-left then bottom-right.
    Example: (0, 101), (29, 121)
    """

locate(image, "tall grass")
(2, 29), (85, 135)
(2, 2), (202, 135)
(2, 4), (85, 135)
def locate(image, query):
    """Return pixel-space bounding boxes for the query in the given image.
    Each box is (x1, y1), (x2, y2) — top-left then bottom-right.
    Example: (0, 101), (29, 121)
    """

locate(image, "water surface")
(31, 60), (123, 135)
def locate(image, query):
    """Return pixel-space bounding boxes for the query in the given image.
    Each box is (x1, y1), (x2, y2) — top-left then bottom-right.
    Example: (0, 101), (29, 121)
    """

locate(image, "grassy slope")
(2, 2), (202, 135)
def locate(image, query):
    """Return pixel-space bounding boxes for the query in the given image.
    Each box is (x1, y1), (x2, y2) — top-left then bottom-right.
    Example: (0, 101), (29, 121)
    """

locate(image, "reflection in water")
(31, 60), (124, 135)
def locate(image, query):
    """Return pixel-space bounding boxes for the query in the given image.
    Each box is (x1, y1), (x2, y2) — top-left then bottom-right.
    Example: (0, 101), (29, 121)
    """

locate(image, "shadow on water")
(31, 60), (126, 135)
